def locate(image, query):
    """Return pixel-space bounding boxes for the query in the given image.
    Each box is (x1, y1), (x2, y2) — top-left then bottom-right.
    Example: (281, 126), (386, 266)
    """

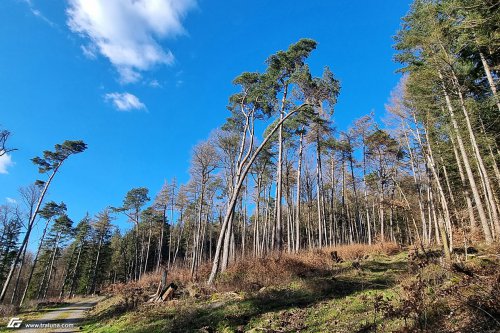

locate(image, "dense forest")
(0, 0), (499, 315)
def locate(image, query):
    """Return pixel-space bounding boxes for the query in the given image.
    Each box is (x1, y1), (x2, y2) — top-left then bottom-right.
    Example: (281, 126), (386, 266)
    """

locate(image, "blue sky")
(0, 0), (412, 235)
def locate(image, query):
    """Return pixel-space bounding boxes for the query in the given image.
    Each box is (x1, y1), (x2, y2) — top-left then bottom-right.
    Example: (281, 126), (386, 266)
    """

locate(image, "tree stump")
(158, 283), (178, 302)
(330, 251), (343, 263)
(148, 269), (170, 303)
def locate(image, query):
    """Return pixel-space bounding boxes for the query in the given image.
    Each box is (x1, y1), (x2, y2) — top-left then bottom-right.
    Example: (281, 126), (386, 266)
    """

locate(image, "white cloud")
(0, 154), (13, 174)
(105, 92), (146, 111)
(6, 197), (17, 204)
(67, 0), (196, 83)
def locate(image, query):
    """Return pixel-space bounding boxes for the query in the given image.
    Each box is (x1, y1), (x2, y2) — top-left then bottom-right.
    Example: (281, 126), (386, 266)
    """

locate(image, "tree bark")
(295, 131), (304, 252)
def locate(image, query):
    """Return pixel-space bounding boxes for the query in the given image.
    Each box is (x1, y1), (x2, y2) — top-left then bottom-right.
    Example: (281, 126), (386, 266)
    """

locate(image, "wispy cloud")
(0, 154), (13, 174)
(6, 197), (17, 204)
(81, 44), (97, 59)
(105, 92), (146, 111)
(22, 0), (56, 27)
(67, 0), (196, 83)
(149, 79), (162, 88)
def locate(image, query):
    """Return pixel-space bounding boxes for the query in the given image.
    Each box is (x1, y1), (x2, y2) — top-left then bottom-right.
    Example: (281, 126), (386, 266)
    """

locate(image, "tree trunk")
(450, 71), (499, 236)
(43, 232), (61, 299)
(191, 181), (205, 278)
(20, 219), (51, 306)
(449, 132), (476, 231)
(144, 219), (153, 275)
(295, 131), (304, 252)
(438, 71), (493, 243)
(68, 243), (83, 298)
(425, 125), (452, 258)
(0, 164), (61, 302)
(316, 134), (324, 248)
(478, 48), (500, 112)
(10, 240), (28, 305)
(89, 237), (103, 295)
(275, 113), (284, 251)
(208, 104), (309, 284)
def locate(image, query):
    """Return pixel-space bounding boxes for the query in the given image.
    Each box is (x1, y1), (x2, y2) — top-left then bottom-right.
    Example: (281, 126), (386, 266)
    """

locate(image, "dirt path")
(16, 297), (102, 333)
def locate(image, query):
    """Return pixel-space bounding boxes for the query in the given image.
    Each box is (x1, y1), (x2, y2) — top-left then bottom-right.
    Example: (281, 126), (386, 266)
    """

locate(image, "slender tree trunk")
(10, 240), (28, 304)
(254, 176), (261, 257)
(449, 132), (476, 231)
(361, 138), (371, 245)
(275, 115), (284, 251)
(144, 219), (153, 275)
(172, 212), (184, 266)
(89, 237), (103, 295)
(378, 157), (385, 243)
(133, 223), (139, 280)
(157, 205), (166, 272)
(316, 135), (324, 248)
(0, 164), (61, 302)
(68, 243), (83, 298)
(441, 161), (457, 244)
(36, 265), (49, 300)
(403, 127), (428, 245)
(208, 104), (309, 284)
(191, 181), (205, 277)
(295, 131), (304, 252)
(348, 150), (361, 241)
(20, 219), (51, 306)
(167, 184), (175, 270)
(425, 127), (452, 258)
(450, 71), (500, 235)
(43, 232), (61, 299)
(59, 245), (78, 298)
(478, 48), (500, 112)
(438, 71), (493, 243)
(330, 156), (338, 246)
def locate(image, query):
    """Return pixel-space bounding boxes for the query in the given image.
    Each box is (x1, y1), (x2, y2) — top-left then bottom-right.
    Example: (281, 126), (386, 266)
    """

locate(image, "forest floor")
(0, 297), (102, 333)
(82, 244), (500, 332)
(7, 245), (500, 333)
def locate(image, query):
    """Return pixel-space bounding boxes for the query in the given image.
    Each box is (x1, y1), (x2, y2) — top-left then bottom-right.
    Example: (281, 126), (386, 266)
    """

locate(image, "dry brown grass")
(216, 242), (400, 292)
(0, 304), (19, 318)
(322, 242), (400, 260)
(104, 242), (401, 301)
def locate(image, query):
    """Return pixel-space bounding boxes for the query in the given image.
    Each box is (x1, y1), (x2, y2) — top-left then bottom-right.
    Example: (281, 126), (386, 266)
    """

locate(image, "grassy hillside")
(81, 244), (500, 333)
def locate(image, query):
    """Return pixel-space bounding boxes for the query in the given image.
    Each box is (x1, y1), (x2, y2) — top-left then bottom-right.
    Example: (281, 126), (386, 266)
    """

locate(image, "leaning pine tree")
(208, 38), (340, 284)
(0, 140), (87, 302)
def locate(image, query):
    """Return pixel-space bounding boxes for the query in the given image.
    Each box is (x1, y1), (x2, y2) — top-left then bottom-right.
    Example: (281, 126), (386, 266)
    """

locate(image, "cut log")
(158, 283), (178, 302)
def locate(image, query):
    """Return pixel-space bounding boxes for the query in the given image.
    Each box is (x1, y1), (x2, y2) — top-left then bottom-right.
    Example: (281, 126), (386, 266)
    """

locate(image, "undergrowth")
(83, 242), (500, 333)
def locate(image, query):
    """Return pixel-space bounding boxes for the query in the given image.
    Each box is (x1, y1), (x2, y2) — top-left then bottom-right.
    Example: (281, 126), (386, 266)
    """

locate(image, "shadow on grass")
(156, 264), (401, 332)
(81, 300), (129, 328)
(361, 258), (408, 274)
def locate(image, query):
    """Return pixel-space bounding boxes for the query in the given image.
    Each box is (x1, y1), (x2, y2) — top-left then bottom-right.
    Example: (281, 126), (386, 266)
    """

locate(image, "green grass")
(83, 249), (500, 333)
